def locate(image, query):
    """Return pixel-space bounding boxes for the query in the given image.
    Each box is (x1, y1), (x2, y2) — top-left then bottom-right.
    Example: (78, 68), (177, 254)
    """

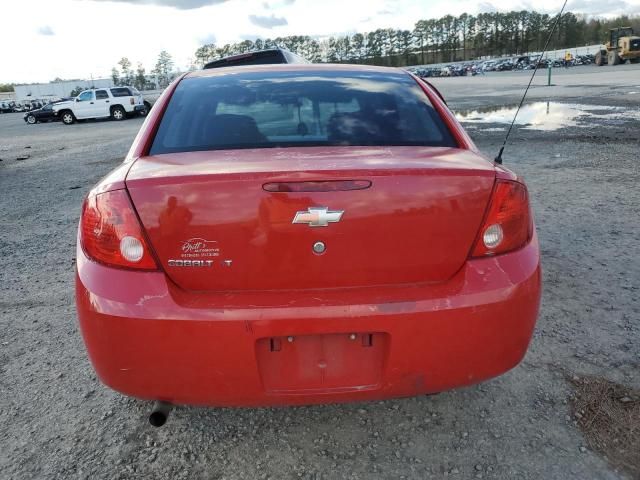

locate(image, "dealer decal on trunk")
(167, 238), (225, 268)
(180, 238), (220, 258)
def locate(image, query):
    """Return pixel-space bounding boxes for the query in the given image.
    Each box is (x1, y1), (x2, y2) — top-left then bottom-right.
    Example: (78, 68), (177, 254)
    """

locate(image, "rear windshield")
(149, 70), (456, 155)
(110, 87), (132, 97)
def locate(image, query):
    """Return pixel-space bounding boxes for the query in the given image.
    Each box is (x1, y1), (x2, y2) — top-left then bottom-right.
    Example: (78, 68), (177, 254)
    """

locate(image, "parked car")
(23, 103), (60, 124)
(495, 59), (514, 71)
(0, 101), (14, 113)
(482, 61), (497, 71)
(418, 68), (433, 77)
(52, 86), (145, 125)
(204, 47), (309, 69)
(76, 64), (541, 418)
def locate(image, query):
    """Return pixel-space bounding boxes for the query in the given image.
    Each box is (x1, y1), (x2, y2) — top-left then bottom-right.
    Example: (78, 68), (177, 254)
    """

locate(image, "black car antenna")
(494, 0), (568, 165)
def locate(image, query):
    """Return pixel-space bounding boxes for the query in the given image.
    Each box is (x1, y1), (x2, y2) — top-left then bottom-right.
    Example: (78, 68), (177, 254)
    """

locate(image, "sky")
(2, 0), (640, 84)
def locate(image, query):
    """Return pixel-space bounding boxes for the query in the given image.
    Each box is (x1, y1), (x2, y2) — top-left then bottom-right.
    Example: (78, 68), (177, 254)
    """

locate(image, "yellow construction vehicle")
(595, 27), (640, 65)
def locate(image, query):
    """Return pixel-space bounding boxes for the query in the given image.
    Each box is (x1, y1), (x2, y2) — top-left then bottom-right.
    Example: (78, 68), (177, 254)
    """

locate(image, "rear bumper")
(76, 234), (541, 407)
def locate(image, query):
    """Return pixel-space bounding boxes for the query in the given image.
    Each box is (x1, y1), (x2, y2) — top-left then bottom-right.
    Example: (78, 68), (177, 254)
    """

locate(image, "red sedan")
(76, 64), (540, 414)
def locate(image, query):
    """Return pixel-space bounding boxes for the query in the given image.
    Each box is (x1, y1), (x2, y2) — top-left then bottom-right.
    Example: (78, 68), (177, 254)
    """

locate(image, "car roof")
(186, 63), (409, 80)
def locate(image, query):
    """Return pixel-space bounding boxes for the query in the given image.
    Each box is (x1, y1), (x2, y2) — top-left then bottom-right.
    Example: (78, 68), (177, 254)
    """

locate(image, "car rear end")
(110, 86), (145, 114)
(75, 65), (541, 407)
(128, 86), (146, 114)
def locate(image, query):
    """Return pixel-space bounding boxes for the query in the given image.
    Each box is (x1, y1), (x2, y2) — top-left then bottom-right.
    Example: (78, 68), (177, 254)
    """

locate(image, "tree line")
(111, 50), (174, 89)
(194, 11), (640, 67)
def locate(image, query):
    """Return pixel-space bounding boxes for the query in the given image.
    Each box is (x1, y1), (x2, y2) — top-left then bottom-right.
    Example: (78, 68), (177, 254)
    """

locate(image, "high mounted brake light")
(471, 180), (532, 257)
(80, 190), (157, 270)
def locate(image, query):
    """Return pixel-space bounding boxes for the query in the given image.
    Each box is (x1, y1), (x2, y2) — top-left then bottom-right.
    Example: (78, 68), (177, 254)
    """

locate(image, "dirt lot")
(1, 65), (639, 479)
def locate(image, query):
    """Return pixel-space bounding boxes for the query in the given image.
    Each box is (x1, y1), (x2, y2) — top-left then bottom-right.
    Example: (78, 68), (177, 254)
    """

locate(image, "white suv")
(53, 86), (146, 125)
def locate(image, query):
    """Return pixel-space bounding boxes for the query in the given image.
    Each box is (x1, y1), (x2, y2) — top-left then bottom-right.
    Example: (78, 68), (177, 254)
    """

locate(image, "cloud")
(86, 0), (229, 9)
(37, 25), (55, 36)
(198, 33), (217, 45)
(261, 0), (295, 10)
(477, 2), (498, 13)
(567, 0), (633, 15)
(248, 13), (288, 28)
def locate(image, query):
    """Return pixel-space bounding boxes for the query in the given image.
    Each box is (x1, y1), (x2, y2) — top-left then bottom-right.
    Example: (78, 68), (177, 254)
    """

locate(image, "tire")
(111, 106), (125, 121)
(139, 101), (151, 117)
(61, 111), (75, 125)
(26, 115), (37, 124)
(608, 50), (621, 65)
(595, 51), (605, 66)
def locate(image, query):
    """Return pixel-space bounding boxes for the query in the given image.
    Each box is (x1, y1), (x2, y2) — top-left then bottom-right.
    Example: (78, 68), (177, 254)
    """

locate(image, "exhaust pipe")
(149, 401), (172, 427)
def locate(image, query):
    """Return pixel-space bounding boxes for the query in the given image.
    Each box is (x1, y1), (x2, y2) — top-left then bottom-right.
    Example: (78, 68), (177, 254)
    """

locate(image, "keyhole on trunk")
(313, 241), (326, 255)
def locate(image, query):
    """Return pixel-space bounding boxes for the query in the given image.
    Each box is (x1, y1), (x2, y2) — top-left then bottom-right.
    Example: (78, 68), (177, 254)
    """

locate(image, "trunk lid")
(126, 147), (495, 292)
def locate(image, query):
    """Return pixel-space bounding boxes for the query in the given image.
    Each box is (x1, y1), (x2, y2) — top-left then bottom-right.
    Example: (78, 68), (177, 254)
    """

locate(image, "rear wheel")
(111, 106), (125, 121)
(26, 114), (36, 124)
(61, 111), (75, 125)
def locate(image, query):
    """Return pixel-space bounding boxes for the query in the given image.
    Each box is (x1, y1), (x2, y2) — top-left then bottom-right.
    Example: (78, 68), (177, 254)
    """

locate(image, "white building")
(13, 78), (114, 103)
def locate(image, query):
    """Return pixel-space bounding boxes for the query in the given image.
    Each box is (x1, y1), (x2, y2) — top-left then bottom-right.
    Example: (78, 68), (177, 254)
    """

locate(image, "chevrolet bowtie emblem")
(292, 207), (344, 227)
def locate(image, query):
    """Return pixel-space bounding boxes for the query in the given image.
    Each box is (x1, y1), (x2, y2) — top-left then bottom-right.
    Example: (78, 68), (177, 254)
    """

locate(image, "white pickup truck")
(53, 86), (146, 125)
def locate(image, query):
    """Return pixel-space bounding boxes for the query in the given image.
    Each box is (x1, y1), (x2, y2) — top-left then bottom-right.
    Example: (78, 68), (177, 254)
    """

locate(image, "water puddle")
(455, 102), (640, 131)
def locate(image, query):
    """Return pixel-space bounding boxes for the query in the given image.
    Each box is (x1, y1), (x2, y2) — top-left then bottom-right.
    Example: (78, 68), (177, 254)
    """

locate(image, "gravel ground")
(1, 66), (639, 479)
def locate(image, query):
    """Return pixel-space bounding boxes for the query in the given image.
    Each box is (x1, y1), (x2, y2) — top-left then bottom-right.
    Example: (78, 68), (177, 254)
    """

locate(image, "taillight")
(471, 180), (532, 257)
(80, 190), (157, 270)
(130, 98), (135, 105)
